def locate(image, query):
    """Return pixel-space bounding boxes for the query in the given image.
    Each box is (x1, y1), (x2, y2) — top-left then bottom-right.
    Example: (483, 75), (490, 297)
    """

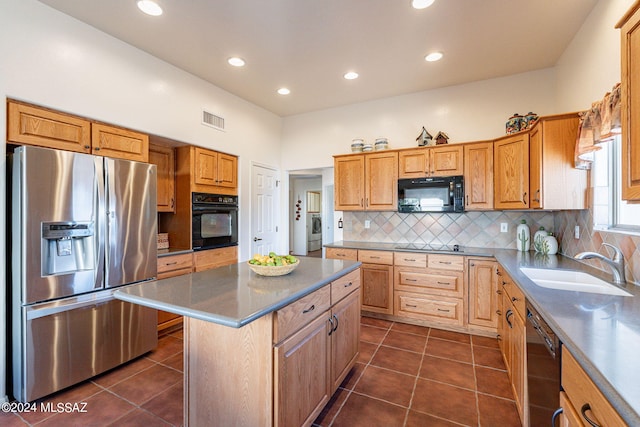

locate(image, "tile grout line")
(402, 323), (430, 427)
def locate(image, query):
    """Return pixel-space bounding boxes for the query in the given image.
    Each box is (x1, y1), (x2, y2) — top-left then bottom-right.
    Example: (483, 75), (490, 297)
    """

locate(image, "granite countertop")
(325, 241), (640, 425)
(324, 240), (496, 257)
(114, 257), (361, 328)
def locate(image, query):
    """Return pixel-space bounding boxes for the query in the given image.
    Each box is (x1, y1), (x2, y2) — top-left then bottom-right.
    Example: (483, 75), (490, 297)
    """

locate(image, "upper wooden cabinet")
(7, 100), (149, 162)
(334, 151), (398, 211)
(149, 143), (176, 212)
(8, 101), (92, 153)
(398, 145), (463, 178)
(529, 113), (587, 209)
(91, 123), (149, 162)
(463, 141), (494, 210)
(176, 146), (238, 195)
(618, 4), (640, 201)
(494, 133), (530, 210)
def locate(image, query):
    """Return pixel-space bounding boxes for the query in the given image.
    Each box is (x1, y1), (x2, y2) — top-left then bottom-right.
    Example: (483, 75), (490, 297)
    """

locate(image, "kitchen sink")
(519, 267), (633, 297)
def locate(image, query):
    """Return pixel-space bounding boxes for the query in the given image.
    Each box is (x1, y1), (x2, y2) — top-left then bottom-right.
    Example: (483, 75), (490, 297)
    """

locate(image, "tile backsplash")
(343, 209), (640, 284)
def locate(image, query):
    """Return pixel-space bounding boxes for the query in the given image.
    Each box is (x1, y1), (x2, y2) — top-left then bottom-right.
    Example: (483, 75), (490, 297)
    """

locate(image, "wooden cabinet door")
(365, 151), (398, 210)
(468, 259), (498, 329)
(325, 247), (358, 261)
(464, 141), (494, 210)
(511, 310), (526, 422)
(558, 392), (582, 427)
(360, 263), (393, 314)
(91, 123), (148, 162)
(619, 4), (640, 201)
(398, 148), (428, 178)
(494, 133), (530, 209)
(430, 145), (463, 176)
(274, 313), (330, 427)
(330, 290), (360, 392)
(193, 147), (218, 187)
(149, 143), (176, 212)
(529, 125), (543, 209)
(334, 155), (365, 210)
(7, 101), (92, 153)
(216, 152), (238, 189)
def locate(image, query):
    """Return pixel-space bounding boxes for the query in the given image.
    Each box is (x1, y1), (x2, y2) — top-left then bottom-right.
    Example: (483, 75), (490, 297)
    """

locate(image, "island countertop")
(114, 257), (361, 328)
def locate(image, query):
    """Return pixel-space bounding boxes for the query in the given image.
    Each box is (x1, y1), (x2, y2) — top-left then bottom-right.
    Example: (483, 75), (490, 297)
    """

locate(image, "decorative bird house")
(416, 127), (433, 146)
(434, 131), (449, 145)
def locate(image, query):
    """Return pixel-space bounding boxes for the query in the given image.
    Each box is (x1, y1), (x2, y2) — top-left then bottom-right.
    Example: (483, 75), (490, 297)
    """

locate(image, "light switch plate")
(500, 223), (508, 233)
(364, 220), (371, 229)
(574, 225), (580, 239)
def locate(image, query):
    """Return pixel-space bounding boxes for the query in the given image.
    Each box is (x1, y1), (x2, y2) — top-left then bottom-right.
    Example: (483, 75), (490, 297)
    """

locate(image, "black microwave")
(398, 176), (464, 213)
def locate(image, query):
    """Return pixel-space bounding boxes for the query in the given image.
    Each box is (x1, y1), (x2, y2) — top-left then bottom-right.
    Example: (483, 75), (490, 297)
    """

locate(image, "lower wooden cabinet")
(560, 349), (626, 427)
(193, 246), (238, 272)
(360, 263), (393, 314)
(157, 253), (193, 333)
(467, 259), (499, 329)
(185, 268), (361, 426)
(325, 247), (358, 261)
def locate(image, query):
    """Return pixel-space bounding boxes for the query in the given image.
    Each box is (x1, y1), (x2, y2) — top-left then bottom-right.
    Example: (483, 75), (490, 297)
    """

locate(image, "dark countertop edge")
(493, 252), (640, 427)
(157, 248), (193, 257)
(114, 261), (362, 329)
(324, 241), (496, 257)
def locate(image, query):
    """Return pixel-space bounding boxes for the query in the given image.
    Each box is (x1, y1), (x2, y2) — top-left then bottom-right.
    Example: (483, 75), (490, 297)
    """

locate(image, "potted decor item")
(541, 233), (558, 255)
(516, 219), (530, 252)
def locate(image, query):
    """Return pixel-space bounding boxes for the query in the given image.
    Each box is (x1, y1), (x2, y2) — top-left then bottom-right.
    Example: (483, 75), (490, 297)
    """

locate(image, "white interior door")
(251, 164), (279, 256)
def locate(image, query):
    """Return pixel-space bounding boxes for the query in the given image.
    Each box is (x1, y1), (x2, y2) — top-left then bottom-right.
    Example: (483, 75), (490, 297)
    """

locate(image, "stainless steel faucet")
(575, 243), (626, 285)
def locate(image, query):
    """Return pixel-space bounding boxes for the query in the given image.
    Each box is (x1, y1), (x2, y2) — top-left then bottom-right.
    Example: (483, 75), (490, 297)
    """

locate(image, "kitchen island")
(115, 257), (361, 427)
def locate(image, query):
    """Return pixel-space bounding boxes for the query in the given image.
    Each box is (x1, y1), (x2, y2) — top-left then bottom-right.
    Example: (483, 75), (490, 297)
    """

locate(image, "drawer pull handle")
(332, 314), (339, 332)
(496, 310), (502, 315)
(328, 316), (335, 335)
(303, 305), (315, 314)
(496, 290), (502, 295)
(337, 253), (345, 257)
(439, 261), (452, 265)
(370, 256), (380, 259)
(406, 278), (418, 282)
(404, 258), (416, 262)
(512, 297), (519, 302)
(505, 310), (513, 328)
(166, 262), (178, 266)
(406, 304), (418, 308)
(437, 308), (450, 312)
(437, 281), (449, 285)
(343, 281), (354, 288)
(580, 404), (601, 427)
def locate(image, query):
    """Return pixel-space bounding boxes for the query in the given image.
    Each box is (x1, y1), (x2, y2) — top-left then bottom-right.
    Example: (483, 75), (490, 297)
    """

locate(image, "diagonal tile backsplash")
(343, 209), (640, 285)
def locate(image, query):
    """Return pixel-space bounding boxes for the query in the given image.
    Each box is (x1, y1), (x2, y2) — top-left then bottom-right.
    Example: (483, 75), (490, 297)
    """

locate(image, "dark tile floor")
(2, 318), (520, 426)
(313, 317), (521, 427)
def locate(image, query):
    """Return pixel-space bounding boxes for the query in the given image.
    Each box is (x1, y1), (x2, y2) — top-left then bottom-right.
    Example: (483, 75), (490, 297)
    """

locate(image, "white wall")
(0, 0), (283, 402)
(280, 68), (558, 171)
(555, 0), (635, 111)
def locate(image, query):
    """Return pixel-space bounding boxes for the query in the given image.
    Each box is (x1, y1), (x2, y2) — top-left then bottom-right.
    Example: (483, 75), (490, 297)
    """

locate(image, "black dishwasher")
(526, 302), (561, 426)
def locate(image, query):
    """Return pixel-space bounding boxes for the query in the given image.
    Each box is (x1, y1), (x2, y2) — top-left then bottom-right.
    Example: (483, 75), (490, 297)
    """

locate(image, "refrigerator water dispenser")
(42, 221), (95, 275)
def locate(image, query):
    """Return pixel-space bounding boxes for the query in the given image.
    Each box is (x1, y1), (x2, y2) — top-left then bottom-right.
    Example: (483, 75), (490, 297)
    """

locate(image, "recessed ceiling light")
(425, 52), (443, 62)
(412, 0), (435, 9)
(344, 71), (359, 80)
(227, 57), (246, 67)
(277, 88), (290, 95)
(137, 0), (163, 16)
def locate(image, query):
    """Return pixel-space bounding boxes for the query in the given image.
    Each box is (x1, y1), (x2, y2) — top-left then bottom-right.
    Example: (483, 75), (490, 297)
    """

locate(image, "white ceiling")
(37, 0), (598, 117)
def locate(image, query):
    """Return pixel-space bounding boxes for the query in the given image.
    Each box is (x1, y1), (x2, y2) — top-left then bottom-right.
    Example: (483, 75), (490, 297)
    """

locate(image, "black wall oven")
(192, 193), (238, 251)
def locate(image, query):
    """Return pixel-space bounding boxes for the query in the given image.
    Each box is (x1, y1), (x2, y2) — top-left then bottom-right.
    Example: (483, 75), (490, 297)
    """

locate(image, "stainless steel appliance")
(10, 145), (158, 402)
(526, 302), (561, 426)
(307, 213), (322, 252)
(191, 192), (238, 250)
(398, 176), (464, 213)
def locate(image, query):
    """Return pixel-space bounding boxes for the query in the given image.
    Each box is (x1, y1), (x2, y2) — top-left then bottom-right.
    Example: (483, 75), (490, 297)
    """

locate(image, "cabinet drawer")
(394, 267), (463, 298)
(331, 269), (361, 304)
(193, 246), (238, 272)
(157, 253), (193, 274)
(562, 350), (626, 427)
(358, 250), (393, 265)
(274, 285), (331, 343)
(394, 252), (427, 268)
(428, 254), (464, 271)
(394, 292), (464, 326)
(325, 247), (358, 261)
(507, 281), (526, 319)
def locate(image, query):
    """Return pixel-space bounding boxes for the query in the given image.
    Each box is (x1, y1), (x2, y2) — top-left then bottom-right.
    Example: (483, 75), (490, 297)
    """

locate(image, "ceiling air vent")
(202, 109), (225, 131)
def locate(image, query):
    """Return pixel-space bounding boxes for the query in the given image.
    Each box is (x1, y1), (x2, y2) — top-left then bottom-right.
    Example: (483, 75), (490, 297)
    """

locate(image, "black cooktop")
(394, 243), (463, 252)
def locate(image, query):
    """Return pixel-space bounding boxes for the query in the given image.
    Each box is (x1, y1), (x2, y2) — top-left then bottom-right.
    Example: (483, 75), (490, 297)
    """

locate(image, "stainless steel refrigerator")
(10, 145), (158, 402)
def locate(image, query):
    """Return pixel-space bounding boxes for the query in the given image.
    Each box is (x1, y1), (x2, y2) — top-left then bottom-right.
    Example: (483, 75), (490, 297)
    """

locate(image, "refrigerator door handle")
(95, 156), (106, 288)
(26, 293), (114, 320)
